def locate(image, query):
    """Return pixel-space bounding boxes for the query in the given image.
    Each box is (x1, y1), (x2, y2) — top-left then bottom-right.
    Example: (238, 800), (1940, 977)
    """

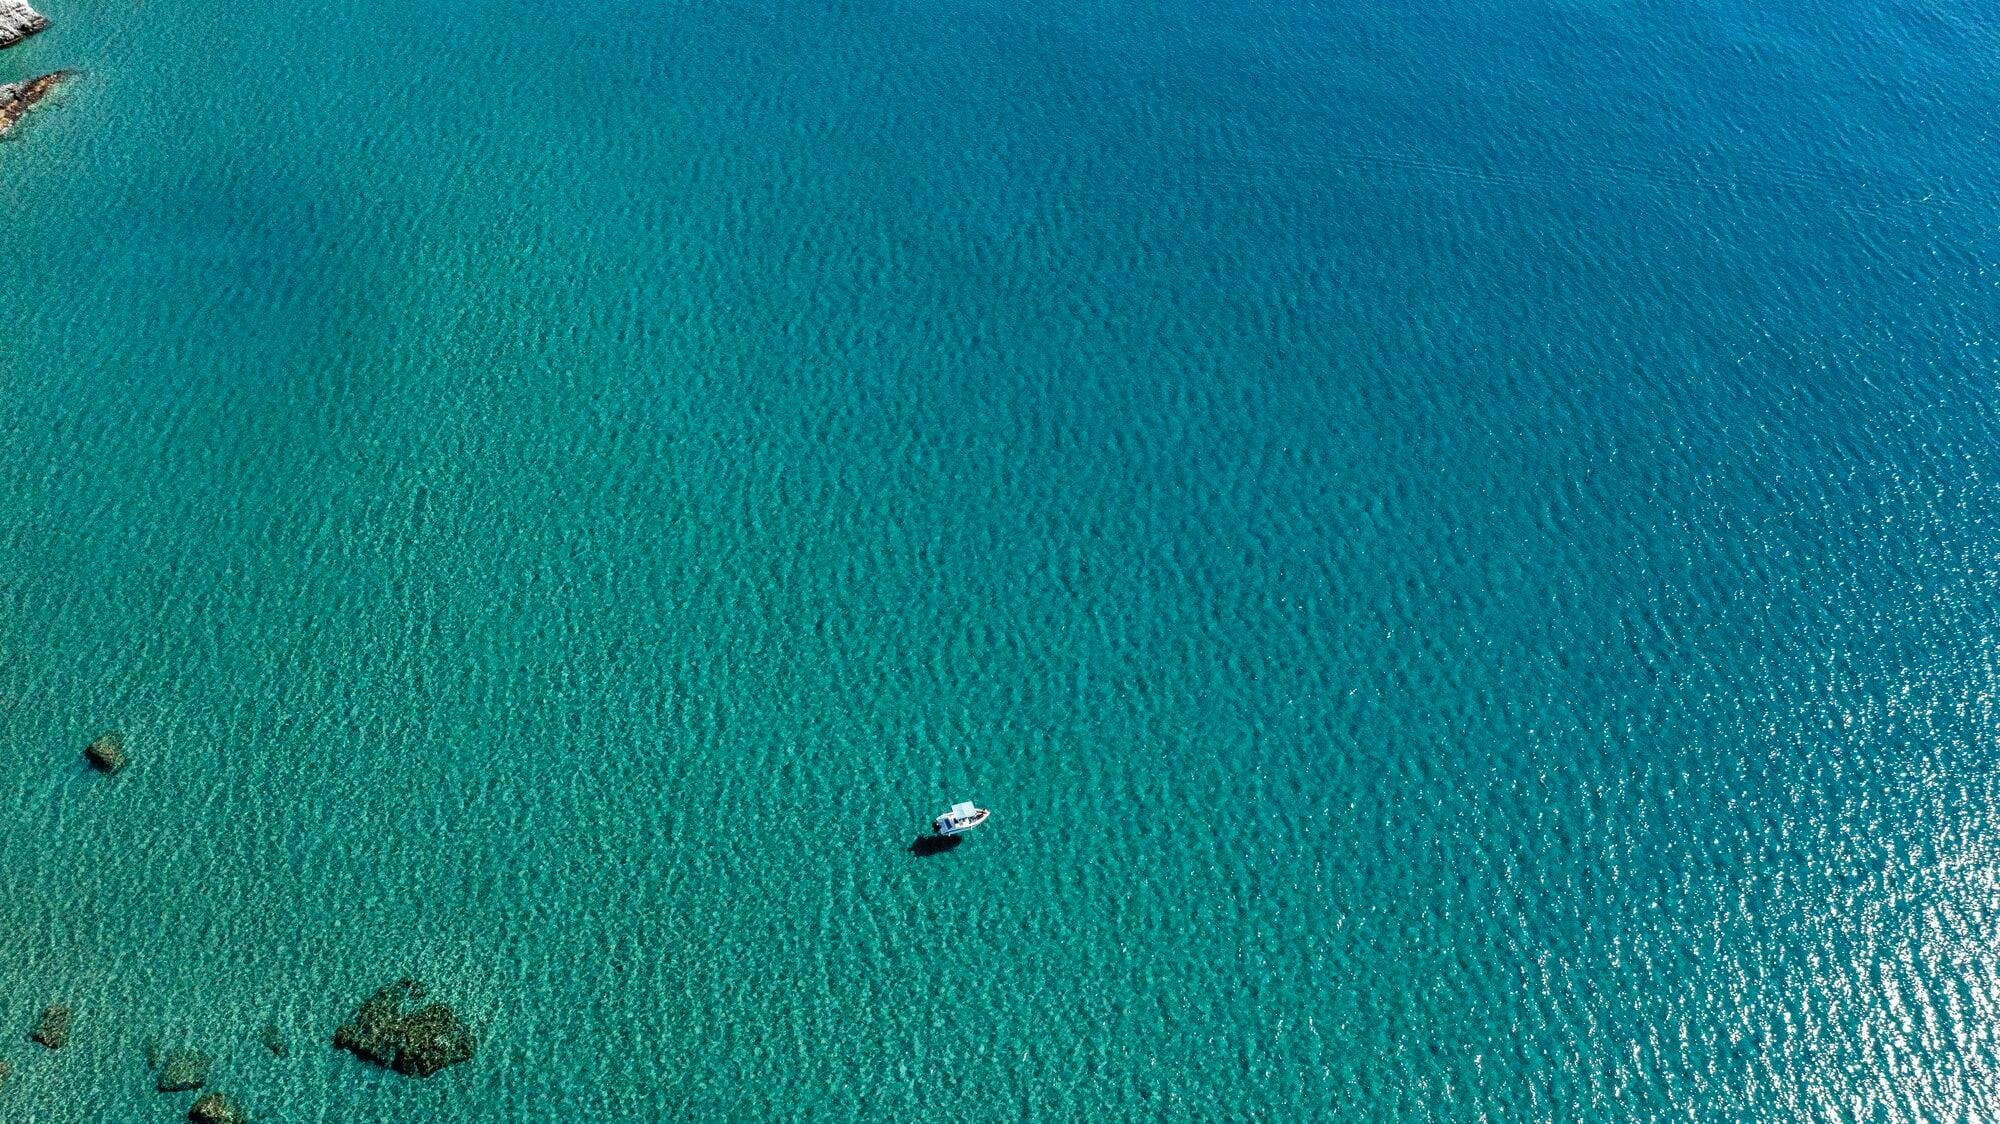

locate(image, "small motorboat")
(933, 801), (990, 836)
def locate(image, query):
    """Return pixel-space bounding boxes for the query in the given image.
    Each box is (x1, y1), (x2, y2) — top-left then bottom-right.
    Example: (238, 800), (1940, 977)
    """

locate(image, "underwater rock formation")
(0, 0), (46, 49)
(81, 730), (125, 773)
(393, 1003), (476, 1077)
(188, 1092), (247, 1124)
(155, 1048), (211, 1092)
(332, 983), (408, 1063)
(259, 1022), (287, 1058)
(334, 979), (475, 1078)
(30, 1004), (70, 1049)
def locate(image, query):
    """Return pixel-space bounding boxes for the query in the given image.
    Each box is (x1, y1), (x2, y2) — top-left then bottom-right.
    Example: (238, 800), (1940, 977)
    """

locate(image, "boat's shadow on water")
(907, 834), (963, 858)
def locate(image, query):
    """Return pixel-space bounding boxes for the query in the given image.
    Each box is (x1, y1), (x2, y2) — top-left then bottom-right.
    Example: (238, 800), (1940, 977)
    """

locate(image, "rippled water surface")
(3, 0), (2000, 1118)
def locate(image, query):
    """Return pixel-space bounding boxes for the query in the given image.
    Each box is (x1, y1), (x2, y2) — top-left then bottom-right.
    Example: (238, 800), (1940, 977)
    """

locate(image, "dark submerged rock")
(188, 1092), (247, 1124)
(155, 1048), (211, 1092)
(332, 983), (407, 1065)
(259, 1022), (287, 1058)
(334, 980), (475, 1078)
(392, 1004), (476, 1077)
(83, 732), (126, 774)
(30, 1004), (70, 1049)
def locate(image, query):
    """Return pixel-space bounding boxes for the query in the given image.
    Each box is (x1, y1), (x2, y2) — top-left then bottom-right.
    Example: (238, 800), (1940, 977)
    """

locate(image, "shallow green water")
(4, 0), (2000, 1118)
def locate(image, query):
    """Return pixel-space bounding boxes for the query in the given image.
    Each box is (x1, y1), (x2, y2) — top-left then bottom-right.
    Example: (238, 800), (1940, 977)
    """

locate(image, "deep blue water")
(2, 0), (1999, 1117)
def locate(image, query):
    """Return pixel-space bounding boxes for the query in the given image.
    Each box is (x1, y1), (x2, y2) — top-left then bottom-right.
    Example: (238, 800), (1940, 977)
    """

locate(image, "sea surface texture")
(3, 0), (1999, 1118)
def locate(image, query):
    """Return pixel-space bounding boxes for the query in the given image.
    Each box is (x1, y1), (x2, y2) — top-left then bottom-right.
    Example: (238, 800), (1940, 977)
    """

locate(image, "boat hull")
(933, 809), (991, 836)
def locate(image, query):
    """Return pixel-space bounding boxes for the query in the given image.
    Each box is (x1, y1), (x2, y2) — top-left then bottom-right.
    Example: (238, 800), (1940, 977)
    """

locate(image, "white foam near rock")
(0, 0), (48, 49)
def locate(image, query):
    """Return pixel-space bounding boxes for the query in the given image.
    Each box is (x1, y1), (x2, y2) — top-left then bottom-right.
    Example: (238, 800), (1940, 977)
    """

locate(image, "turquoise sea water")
(4, 0), (2000, 1117)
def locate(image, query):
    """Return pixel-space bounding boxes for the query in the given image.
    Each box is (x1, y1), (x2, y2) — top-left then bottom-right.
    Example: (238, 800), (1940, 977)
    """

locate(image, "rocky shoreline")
(0, 0), (46, 50)
(0, 68), (67, 137)
(0, 0), (64, 142)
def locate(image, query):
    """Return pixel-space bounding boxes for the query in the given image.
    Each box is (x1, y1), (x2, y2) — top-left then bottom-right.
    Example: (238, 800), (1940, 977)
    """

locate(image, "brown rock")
(82, 732), (126, 774)
(334, 979), (475, 1078)
(188, 1092), (248, 1124)
(30, 1004), (70, 1050)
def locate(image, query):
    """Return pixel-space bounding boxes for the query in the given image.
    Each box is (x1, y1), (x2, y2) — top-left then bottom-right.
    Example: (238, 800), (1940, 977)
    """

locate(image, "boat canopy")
(949, 802), (977, 818)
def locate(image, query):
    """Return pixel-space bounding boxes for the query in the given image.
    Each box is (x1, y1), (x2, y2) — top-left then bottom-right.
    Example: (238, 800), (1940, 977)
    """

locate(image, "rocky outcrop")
(0, 0), (47, 49)
(81, 730), (125, 773)
(30, 1004), (70, 1050)
(332, 983), (407, 1064)
(155, 1048), (211, 1092)
(393, 1003), (477, 1077)
(259, 1022), (288, 1058)
(334, 979), (475, 1078)
(188, 1093), (248, 1124)
(0, 70), (68, 139)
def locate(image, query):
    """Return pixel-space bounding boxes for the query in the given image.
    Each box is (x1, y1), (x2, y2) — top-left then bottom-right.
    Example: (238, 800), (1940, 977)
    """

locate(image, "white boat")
(933, 801), (990, 836)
